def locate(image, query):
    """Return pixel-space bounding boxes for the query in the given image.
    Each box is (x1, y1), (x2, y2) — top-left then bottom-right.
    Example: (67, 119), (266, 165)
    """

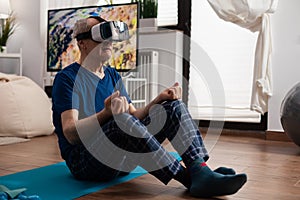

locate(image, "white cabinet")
(0, 49), (23, 76)
(139, 30), (183, 94)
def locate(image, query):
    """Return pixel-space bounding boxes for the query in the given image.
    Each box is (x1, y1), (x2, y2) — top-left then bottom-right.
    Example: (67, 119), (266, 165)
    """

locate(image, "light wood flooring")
(0, 132), (299, 200)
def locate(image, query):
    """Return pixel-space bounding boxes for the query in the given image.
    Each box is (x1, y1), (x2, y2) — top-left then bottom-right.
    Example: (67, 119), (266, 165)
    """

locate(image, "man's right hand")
(104, 91), (129, 115)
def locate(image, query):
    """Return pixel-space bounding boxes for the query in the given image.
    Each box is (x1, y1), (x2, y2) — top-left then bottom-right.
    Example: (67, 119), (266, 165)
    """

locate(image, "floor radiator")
(122, 50), (159, 108)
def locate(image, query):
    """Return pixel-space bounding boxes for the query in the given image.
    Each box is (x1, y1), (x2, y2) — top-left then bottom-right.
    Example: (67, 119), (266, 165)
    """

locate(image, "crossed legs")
(67, 100), (247, 197)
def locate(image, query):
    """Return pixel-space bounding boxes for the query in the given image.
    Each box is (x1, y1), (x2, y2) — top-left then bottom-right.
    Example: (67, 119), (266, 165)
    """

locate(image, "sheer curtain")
(207, 0), (279, 114)
(188, 0), (278, 122)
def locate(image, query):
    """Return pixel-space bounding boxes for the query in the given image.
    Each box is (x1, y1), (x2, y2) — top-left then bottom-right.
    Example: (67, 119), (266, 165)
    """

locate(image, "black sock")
(189, 158), (247, 198)
(173, 166), (191, 189)
(214, 166), (236, 175)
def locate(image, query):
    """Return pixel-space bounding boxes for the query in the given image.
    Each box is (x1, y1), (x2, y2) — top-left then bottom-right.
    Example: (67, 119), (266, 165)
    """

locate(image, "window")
(188, 0), (261, 123)
(157, 0), (177, 26)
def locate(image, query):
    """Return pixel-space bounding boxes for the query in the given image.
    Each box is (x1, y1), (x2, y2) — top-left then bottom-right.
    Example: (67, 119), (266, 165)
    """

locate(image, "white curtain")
(207, 0), (279, 114)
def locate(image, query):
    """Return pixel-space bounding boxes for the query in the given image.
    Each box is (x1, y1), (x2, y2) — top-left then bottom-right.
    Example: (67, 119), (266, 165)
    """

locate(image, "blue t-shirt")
(52, 62), (131, 160)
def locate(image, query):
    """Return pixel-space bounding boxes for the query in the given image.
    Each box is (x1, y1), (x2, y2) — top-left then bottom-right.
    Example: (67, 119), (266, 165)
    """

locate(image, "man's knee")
(163, 99), (185, 108)
(162, 100), (186, 115)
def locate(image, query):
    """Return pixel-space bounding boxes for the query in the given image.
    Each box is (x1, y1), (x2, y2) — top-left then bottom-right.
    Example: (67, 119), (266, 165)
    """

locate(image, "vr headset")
(75, 21), (130, 42)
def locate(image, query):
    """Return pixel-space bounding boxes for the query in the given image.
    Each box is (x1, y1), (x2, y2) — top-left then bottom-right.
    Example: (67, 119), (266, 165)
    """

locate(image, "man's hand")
(104, 91), (129, 115)
(157, 82), (182, 102)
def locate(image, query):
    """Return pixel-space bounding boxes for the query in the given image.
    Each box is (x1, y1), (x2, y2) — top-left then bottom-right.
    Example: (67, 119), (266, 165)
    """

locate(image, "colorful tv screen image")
(47, 3), (138, 72)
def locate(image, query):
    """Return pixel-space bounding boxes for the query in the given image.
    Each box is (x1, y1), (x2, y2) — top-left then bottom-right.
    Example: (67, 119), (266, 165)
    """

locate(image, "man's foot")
(189, 159), (247, 198)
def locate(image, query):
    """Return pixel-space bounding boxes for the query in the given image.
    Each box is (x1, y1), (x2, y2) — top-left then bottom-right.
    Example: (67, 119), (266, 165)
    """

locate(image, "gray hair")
(72, 18), (90, 39)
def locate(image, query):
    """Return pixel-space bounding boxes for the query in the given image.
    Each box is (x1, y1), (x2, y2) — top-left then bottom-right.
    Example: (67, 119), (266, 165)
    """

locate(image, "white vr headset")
(75, 21), (130, 42)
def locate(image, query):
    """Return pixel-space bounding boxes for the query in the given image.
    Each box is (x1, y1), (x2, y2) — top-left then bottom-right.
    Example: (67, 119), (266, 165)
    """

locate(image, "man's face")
(98, 40), (113, 62)
(85, 38), (112, 64)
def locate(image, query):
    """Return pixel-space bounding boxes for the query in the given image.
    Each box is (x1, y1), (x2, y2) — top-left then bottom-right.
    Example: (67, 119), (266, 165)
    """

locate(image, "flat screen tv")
(47, 2), (139, 72)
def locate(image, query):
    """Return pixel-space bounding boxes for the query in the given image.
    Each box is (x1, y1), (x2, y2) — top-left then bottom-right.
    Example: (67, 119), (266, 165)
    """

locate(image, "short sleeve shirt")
(52, 63), (131, 160)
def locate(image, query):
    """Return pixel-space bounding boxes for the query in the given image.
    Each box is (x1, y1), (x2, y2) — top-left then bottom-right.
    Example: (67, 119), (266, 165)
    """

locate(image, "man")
(52, 16), (247, 198)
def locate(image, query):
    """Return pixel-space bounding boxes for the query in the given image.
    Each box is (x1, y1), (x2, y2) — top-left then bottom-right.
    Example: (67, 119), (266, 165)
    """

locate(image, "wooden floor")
(0, 133), (299, 200)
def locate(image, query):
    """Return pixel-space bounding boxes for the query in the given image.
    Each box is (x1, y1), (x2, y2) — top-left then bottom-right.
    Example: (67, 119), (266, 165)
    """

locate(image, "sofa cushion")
(0, 73), (54, 138)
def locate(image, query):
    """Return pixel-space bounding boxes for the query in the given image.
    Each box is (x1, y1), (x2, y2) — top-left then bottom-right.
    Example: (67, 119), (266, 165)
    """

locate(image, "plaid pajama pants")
(66, 100), (209, 185)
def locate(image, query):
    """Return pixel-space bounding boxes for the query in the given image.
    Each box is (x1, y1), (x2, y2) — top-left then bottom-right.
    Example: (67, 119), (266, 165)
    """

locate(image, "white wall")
(8, 0), (44, 86)
(268, 0), (300, 131)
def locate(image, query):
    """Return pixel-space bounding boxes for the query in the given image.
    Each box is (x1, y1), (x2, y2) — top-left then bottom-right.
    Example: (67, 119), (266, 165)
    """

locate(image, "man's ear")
(78, 40), (90, 52)
(77, 40), (85, 48)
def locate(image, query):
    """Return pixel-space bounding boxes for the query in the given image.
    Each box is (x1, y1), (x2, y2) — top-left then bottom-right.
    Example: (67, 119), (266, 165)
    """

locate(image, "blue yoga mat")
(0, 152), (181, 200)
